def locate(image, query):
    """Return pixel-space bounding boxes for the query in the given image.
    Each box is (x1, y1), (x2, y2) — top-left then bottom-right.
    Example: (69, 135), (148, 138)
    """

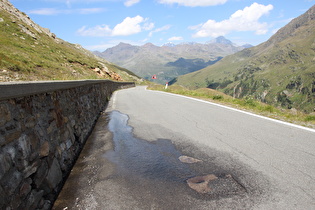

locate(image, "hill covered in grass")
(0, 0), (141, 82)
(173, 5), (315, 113)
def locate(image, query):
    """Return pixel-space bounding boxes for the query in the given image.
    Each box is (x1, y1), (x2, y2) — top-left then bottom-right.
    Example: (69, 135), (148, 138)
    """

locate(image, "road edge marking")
(145, 88), (315, 133)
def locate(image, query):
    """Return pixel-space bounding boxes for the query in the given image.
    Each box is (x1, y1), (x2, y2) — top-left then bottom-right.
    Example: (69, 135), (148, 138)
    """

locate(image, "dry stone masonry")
(0, 80), (134, 209)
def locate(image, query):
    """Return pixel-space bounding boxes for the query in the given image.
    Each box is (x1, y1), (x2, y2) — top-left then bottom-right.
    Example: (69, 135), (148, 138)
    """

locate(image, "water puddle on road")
(105, 111), (196, 182)
(104, 111), (247, 202)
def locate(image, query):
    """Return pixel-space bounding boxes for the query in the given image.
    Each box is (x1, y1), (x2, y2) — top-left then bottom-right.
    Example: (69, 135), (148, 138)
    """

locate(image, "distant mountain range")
(94, 36), (251, 84)
(173, 5), (315, 113)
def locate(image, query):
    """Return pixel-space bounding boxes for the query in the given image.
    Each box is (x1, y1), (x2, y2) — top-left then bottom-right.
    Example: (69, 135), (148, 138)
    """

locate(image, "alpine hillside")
(94, 37), (249, 84)
(173, 4), (315, 113)
(0, 0), (141, 82)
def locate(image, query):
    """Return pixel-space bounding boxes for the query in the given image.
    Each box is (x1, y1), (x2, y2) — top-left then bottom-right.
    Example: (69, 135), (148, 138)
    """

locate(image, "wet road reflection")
(104, 111), (247, 200)
(105, 111), (196, 182)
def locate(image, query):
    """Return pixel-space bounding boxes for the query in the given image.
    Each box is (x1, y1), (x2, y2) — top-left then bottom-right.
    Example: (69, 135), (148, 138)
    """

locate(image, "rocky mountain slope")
(0, 0), (140, 82)
(173, 5), (315, 113)
(95, 37), (247, 84)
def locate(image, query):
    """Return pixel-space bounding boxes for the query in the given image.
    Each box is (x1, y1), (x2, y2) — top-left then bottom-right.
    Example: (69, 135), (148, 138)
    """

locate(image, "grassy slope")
(0, 8), (140, 82)
(174, 7), (315, 113)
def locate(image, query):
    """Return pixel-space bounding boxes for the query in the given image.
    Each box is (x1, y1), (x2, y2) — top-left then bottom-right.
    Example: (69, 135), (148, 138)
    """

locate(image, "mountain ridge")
(173, 4), (315, 113)
(95, 37), (248, 84)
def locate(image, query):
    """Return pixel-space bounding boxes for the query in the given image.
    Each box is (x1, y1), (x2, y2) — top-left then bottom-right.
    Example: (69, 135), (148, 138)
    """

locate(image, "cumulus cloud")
(124, 0), (140, 7)
(168, 36), (183, 41)
(190, 3), (273, 38)
(112, 16), (145, 36)
(77, 15), (153, 37)
(157, 0), (227, 7)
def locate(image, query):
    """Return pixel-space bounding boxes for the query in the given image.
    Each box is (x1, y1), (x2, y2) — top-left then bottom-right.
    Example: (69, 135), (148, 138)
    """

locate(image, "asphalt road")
(54, 86), (315, 210)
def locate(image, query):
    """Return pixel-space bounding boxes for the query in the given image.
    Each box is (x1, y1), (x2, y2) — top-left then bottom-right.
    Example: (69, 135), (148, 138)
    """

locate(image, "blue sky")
(10, 0), (315, 51)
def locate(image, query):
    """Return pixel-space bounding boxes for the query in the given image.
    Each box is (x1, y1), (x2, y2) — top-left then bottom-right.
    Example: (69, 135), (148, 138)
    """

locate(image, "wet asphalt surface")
(53, 110), (270, 210)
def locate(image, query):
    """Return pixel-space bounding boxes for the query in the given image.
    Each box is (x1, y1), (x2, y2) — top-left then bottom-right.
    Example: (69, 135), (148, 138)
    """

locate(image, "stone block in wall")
(45, 158), (62, 191)
(4, 130), (22, 145)
(23, 161), (39, 179)
(0, 103), (11, 126)
(0, 185), (6, 207)
(24, 116), (36, 129)
(40, 141), (50, 157)
(0, 134), (4, 148)
(33, 160), (48, 189)
(19, 178), (32, 197)
(0, 152), (11, 179)
(24, 189), (44, 209)
(17, 134), (31, 159)
(1, 168), (23, 195)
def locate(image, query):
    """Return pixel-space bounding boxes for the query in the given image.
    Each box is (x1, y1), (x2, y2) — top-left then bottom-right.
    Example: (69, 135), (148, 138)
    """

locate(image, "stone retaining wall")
(0, 80), (134, 209)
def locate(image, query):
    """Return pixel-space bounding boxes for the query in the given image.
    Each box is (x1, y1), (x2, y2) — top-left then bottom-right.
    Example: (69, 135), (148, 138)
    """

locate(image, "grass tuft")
(305, 115), (315, 122)
(213, 95), (224, 100)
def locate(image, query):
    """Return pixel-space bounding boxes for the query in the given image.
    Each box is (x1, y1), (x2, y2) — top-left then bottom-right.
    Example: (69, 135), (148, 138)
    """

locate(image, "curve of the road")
(54, 86), (315, 210)
(108, 86), (315, 209)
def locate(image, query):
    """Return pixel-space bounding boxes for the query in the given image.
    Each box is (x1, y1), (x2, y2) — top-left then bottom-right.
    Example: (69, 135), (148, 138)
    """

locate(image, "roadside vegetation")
(148, 84), (315, 129)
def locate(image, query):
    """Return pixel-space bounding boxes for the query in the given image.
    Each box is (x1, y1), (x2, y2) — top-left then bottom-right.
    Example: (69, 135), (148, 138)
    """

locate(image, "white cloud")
(112, 16), (145, 36)
(29, 8), (60, 15)
(77, 25), (112, 37)
(149, 25), (171, 37)
(143, 21), (155, 31)
(29, 7), (105, 15)
(168, 36), (183, 41)
(124, 0), (140, 7)
(78, 8), (105, 14)
(190, 3), (273, 38)
(157, 0), (227, 7)
(77, 15), (153, 37)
